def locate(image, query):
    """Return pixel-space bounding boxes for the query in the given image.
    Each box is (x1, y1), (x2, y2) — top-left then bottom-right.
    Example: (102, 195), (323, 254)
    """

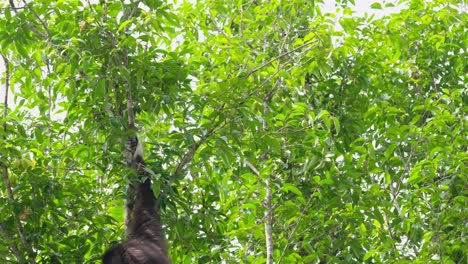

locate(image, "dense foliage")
(0, 0), (466, 263)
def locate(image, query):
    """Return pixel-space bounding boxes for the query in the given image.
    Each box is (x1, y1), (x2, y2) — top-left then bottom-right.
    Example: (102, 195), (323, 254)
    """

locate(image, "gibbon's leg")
(102, 136), (170, 264)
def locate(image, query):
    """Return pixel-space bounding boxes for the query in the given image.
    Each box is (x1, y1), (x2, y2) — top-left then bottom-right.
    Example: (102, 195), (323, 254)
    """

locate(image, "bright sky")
(321, 0), (403, 17)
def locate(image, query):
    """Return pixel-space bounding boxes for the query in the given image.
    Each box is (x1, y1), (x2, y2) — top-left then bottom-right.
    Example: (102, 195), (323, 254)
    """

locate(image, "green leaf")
(118, 19), (133, 32)
(282, 184), (303, 197)
(364, 248), (377, 260)
(370, 2), (382, 9)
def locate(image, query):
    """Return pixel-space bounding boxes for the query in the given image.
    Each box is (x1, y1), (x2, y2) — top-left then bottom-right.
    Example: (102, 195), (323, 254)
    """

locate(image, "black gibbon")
(102, 136), (171, 264)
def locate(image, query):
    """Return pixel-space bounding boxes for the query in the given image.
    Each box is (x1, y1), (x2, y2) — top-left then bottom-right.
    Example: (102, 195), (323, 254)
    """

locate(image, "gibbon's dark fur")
(102, 136), (170, 264)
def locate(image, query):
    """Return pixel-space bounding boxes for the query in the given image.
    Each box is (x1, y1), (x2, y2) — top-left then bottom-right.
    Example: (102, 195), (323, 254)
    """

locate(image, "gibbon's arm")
(102, 137), (170, 264)
(128, 137), (168, 255)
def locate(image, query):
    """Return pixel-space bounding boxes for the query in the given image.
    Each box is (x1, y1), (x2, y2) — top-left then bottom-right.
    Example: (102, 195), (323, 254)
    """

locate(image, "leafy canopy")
(0, 0), (466, 263)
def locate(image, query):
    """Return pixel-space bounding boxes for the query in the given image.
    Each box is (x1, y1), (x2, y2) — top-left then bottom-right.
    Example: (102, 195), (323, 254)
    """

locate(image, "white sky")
(321, 0), (403, 17)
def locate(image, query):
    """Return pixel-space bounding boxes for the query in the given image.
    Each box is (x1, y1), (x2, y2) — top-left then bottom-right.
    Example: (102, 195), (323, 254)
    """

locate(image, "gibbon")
(102, 136), (170, 264)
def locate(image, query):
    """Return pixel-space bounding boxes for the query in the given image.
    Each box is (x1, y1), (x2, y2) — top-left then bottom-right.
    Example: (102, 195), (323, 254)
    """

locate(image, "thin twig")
(246, 44), (318, 100)
(243, 40), (318, 79)
(277, 195), (314, 263)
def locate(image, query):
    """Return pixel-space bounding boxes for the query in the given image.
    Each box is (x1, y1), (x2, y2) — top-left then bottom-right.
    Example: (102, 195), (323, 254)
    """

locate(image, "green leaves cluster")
(0, 0), (466, 263)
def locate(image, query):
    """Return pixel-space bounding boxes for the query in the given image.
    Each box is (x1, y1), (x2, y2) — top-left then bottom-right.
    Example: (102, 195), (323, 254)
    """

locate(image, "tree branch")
(245, 44), (317, 101)
(8, 1), (48, 40)
(174, 104), (226, 176)
(244, 160), (260, 176)
(243, 39), (318, 79)
(21, 0), (50, 38)
(262, 67), (274, 263)
(8, 0), (16, 10)
(120, 0), (142, 129)
(277, 195), (314, 263)
(2, 54), (9, 133)
(0, 223), (22, 262)
(125, 82), (135, 129)
(174, 122), (219, 176)
(1, 53), (34, 263)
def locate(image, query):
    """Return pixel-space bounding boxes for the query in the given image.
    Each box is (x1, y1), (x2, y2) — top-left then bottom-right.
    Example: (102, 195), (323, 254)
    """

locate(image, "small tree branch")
(243, 39), (318, 79)
(244, 160), (260, 176)
(174, 122), (220, 176)
(277, 195), (314, 263)
(264, 179), (273, 264)
(262, 81), (274, 264)
(0, 223), (23, 262)
(174, 104), (226, 176)
(21, 0), (50, 38)
(1, 53), (34, 263)
(119, 0), (142, 129)
(8, 0), (16, 10)
(2, 54), (9, 133)
(245, 44), (317, 101)
(7, 1), (47, 40)
(125, 82), (135, 129)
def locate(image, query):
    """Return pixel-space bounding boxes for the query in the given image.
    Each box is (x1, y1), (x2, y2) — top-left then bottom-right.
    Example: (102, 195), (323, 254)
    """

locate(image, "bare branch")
(8, 0), (16, 9)
(263, 80), (274, 264)
(0, 7), (26, 12)
(264, 182), (273, 264)
(125, 83), (135, 129)
(244, 160), (260, 176)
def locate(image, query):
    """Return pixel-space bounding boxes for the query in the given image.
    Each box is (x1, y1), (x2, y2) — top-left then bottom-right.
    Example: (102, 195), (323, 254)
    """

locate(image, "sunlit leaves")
(0, 0), (467, 263)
